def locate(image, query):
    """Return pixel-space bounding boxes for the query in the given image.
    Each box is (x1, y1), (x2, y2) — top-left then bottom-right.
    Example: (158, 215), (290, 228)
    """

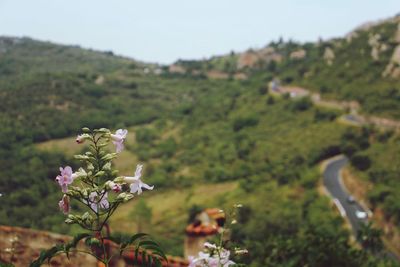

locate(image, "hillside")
(0, 17), (400, 266)
(173, 15), (400, 119)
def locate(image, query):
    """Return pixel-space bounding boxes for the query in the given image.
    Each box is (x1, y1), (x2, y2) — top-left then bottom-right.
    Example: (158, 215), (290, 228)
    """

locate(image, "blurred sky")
(0, 0), (398, 64)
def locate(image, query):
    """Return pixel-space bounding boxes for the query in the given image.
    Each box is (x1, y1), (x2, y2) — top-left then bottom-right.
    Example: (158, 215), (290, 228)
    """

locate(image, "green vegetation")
(346, 127), (400, 225)
(1, 21), (400, 266)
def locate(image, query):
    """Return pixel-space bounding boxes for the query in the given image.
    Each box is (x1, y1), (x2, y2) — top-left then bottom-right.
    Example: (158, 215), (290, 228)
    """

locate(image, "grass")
(36, 136), (80, 155)
(110, 181), (238, 256)
(36, 127), (139, 174)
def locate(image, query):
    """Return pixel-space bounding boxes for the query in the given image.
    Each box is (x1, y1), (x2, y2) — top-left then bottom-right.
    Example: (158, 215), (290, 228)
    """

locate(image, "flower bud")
(76, 133), (91, 144)
(87, 163), (94, 171)
(94, 128), (110, 134)
(114, 176), (125, 183)
(74, 155), (90, 160)
(102, 162), (111, 171)
(117, 192), (134, 202)
(94, 171), (105, 177)
(234, 248), (249, 255)
(101, 153), (117, 161)
(81, 212), (94, 226)
(66, 188), (81, 198)
(65, 214), (77, 224)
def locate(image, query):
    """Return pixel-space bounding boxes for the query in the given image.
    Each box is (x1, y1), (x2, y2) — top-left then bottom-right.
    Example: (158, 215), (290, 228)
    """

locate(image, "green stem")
(100, 231), (108, 267)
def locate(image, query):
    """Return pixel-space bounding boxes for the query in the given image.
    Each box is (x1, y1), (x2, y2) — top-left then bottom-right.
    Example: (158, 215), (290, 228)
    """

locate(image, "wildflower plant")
(188, 205), (248, 267)
(30, 127), (166, 267)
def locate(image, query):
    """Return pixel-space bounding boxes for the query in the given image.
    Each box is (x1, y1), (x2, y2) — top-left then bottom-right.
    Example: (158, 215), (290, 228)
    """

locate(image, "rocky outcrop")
(237, 50), (259, 69)
(237, 47), (283, 69)
(290, 49), (306, 60)
(383, 45), (400, 78)
(395, 23), (400, 43)
(206, 70), (229, 79)
(169, 64), (186, 74)
(323, 47), (335, 65)
(368, 34), (386, 61)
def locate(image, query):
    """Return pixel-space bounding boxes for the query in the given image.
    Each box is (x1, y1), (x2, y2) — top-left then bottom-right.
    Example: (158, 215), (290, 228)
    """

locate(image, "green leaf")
(84, 237), (101, 248)
(129, 233), (148, 244)
(119, 242), (129, 255)
(135, 248), (140, 265)
(138, 239), (159, 246)
(142, 250), (147, 266)
(147, 254), (152, 267)
(29, 245), (64, 267)
(154, 258), (162, 267)
(65, 233), (91, 257)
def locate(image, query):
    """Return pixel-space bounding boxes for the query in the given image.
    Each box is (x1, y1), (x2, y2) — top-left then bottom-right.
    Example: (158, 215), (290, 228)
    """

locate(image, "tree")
(357, 223), (383, 253)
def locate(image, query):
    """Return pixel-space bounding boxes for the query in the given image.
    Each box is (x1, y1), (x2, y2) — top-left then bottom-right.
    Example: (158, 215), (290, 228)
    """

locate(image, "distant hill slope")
(0, 36), (139, 75)
(173, 14), (400, 119)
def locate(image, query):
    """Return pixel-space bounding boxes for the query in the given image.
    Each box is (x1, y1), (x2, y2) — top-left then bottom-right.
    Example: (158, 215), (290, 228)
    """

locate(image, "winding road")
(323, 155), (400, 262)
(323, 156), (368, 235)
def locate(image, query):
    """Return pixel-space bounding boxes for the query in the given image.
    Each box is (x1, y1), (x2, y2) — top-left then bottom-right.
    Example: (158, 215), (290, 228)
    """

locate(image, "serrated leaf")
(154, 258), (162, 267)
(138, 240), (159, 247)
(120, 242), (129, 255)
(145, 248), (167, 261)
(129, 233), (148, 244)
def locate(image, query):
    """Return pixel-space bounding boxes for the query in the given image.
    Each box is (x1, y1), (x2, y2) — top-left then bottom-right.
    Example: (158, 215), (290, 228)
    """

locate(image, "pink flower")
(123, 164), (154, 195)
(110, 129), (128, 153)
(58, 194), (70, 214)
(85, 191), (109, 212)
(106, 181), (122, 193)
(55, 166), (77, 193)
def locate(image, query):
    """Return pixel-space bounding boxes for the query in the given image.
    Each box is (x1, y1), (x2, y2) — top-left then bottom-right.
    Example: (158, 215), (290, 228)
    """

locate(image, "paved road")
(323, 156), (368, 235)
(323, 156), (400, 262)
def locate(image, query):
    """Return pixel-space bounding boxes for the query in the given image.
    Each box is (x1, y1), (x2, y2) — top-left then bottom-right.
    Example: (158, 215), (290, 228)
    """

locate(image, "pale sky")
(0, 0), (398, 64)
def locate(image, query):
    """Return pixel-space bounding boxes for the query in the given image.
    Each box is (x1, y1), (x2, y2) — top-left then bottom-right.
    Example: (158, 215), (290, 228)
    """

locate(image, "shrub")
(350, 154), (371, 171)
(258, 86), (268, 95)
(266, 95), (275, 105)
(288, 97), (312, 112)
(135, 128), (158, 144)
(314, 108), (340, 121)
(233, 115), (259, 131)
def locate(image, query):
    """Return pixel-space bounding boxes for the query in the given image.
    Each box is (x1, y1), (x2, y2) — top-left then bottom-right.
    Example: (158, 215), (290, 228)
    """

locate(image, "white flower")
(84, 191), (109, 212)
(123, 164), (154, 195)
(189, 245), (235, 267)
(110, 129), (128, 153)
(204, 242), (217, 249)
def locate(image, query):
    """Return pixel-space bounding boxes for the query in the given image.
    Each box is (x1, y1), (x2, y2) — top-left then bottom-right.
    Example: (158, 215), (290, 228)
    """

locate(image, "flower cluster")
(30, 127), (168, 267)
(189, 242), (235, 267)
(55, 128), (153, 230)
(188, 203), (248, 267)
